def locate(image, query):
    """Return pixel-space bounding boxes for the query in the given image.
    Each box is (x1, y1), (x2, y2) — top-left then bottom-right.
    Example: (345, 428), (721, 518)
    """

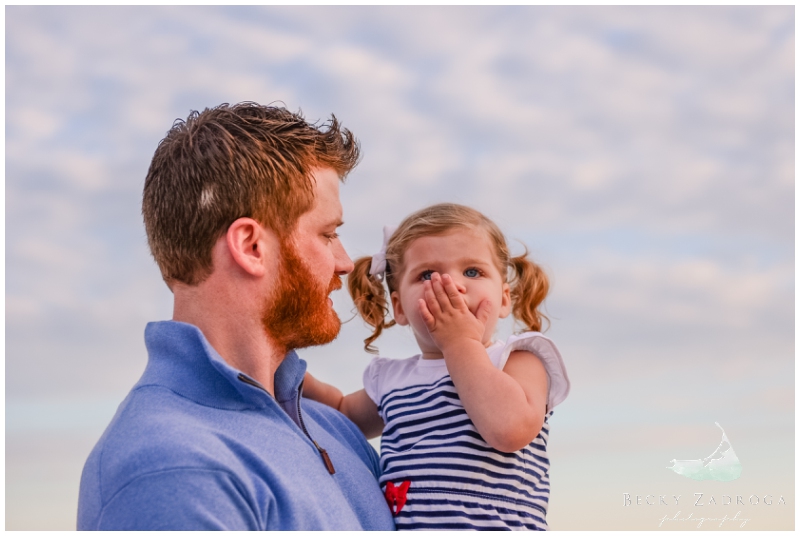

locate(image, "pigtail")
(509, 250), (550, 332)
(347, 256), (396, 353)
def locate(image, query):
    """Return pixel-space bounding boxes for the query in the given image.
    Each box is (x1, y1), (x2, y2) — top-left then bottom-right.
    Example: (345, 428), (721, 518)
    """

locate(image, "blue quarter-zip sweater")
(78, 321), (395, 530)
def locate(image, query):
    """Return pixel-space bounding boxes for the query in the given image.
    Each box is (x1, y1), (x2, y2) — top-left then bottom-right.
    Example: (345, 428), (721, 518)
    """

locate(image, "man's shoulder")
(85, 385), (246, 487)
(107, 383), (227, 439)
(78, 384), (256, 528)
(80, 385), (391, 531)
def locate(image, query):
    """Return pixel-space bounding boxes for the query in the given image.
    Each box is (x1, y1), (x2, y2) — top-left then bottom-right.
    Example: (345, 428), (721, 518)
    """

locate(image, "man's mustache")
(328, 275), (342, 294)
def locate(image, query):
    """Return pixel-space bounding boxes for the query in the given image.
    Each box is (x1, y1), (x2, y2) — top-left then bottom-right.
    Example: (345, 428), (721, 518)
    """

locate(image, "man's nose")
(334, 241), (354, 275)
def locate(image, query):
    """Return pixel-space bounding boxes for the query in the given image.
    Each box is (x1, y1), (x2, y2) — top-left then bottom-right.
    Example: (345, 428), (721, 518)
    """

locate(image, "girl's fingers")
(474, 299), (492, 326)
(431, 273), (453, 311)
(423, 280), (442, 316)
(418, 298), (436, 331)
(418, 298), (435, 330)
(440, 274), (466, 309)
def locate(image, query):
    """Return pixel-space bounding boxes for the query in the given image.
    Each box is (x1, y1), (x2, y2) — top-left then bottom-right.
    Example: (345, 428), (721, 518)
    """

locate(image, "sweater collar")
(141, 320), (307, 410)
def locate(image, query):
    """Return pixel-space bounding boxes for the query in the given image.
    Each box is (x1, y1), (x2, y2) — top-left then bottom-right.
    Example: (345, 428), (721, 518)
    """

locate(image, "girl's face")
(390, 227), (511, 356)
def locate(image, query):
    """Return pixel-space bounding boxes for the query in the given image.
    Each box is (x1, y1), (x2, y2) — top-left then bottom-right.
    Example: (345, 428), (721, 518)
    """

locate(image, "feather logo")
(667, 423), (742, 481)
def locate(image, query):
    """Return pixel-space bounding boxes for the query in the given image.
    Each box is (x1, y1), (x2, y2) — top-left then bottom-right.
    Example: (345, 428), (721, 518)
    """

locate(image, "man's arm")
(86, 469), (260, 530)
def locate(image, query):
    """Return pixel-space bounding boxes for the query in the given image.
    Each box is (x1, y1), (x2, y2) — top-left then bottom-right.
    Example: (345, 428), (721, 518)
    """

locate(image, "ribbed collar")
(139, 321), (307, 411)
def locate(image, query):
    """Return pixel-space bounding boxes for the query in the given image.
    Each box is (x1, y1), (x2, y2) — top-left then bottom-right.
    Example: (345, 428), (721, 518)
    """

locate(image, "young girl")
(303, 203), (570, 530)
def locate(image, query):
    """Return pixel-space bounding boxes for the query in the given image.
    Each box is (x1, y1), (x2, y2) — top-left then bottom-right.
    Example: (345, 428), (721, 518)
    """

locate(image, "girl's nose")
(454, 280), (467, 294)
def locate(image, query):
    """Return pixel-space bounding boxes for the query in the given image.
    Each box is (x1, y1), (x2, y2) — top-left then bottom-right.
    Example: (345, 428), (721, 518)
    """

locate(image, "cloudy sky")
(6, 6), (794, 530)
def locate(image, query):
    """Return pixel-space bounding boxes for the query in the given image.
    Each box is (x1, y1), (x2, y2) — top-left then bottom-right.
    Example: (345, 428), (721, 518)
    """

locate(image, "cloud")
(556, 252), (792, 328)
(5, 8), (793, 530)
(5, 5), (792, 407)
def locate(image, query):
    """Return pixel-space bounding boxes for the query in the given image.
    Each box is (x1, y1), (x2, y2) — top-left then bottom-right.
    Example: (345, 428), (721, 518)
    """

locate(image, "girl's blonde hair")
(349, 203), (550, 353)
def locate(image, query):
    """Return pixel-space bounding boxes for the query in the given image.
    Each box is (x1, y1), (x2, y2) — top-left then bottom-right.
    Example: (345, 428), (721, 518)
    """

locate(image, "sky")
(5, 6), (794, 530)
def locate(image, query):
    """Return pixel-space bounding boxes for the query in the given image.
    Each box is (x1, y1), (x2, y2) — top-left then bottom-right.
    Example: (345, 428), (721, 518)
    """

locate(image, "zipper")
(237, 374), (335, 475)
(237, 373), (267, 391)
(297, 380), (336, 474)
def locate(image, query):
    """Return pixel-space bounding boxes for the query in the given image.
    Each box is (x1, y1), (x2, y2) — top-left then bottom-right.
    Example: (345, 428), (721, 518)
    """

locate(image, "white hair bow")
(369, 225), (398, 280)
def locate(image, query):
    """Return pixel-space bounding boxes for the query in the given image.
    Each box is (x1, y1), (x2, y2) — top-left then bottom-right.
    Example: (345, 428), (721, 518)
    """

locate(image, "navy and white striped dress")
(363, 332), (570, 531)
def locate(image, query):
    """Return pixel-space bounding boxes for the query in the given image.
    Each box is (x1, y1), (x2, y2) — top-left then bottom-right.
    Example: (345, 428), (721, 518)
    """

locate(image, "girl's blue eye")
(420, 270), (433, 281)
(464, 268), (480, 278)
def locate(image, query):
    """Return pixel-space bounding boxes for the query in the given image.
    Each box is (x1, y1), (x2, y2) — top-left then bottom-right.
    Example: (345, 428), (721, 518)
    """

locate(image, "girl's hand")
(418, 272), (492, 353)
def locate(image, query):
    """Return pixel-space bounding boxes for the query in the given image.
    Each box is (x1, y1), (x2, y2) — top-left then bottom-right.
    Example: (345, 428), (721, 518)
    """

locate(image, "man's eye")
(419, 270), (433, 281)
(464, 268), (480, 278)
(325, 233), (339, 241)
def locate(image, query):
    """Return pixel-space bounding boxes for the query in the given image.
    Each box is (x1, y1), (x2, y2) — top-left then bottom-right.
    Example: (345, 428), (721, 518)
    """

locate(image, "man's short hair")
(142, 102), (360, 286)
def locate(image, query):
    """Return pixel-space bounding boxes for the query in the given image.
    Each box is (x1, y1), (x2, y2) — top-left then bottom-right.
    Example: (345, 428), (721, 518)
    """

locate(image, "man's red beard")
(261, 240), (343, 352)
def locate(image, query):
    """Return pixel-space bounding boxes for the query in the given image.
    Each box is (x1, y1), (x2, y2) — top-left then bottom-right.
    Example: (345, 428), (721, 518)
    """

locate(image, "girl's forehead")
(404, 227), (494, 260)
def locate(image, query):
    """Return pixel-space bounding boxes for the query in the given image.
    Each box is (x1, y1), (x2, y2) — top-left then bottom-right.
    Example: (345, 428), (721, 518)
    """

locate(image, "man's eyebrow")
(323, 218), (344, 228)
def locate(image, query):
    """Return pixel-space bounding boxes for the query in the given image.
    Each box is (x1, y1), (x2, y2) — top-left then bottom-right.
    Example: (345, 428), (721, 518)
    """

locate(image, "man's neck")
(172, 282), (285, 396)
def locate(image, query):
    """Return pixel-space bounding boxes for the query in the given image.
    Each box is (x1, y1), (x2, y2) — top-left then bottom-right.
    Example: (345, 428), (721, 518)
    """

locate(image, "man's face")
(261, 167), (354, 350)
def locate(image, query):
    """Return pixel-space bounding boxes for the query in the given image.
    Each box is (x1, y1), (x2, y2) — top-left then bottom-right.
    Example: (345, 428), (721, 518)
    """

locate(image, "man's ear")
(390, 291), (409, 326)
(225, 218), (280, 277)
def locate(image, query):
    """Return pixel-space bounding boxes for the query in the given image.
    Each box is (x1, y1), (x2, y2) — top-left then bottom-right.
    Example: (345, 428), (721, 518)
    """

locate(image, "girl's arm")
(302, 372), (385, 439)
(455, 348), (547, 452)
(419, 273), (547, 453)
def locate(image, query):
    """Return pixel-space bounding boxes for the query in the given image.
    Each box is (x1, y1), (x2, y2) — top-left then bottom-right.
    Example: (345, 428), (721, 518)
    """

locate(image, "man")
(77, 103), (395, 530)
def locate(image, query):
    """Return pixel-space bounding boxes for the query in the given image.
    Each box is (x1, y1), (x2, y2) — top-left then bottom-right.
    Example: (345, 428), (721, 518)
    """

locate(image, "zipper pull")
(313, 440), (336, 475)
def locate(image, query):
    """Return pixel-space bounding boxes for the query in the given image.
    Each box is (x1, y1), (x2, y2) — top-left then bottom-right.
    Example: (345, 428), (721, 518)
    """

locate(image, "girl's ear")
(390, 291), (409, 326)
(499, 282), (512, 319)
